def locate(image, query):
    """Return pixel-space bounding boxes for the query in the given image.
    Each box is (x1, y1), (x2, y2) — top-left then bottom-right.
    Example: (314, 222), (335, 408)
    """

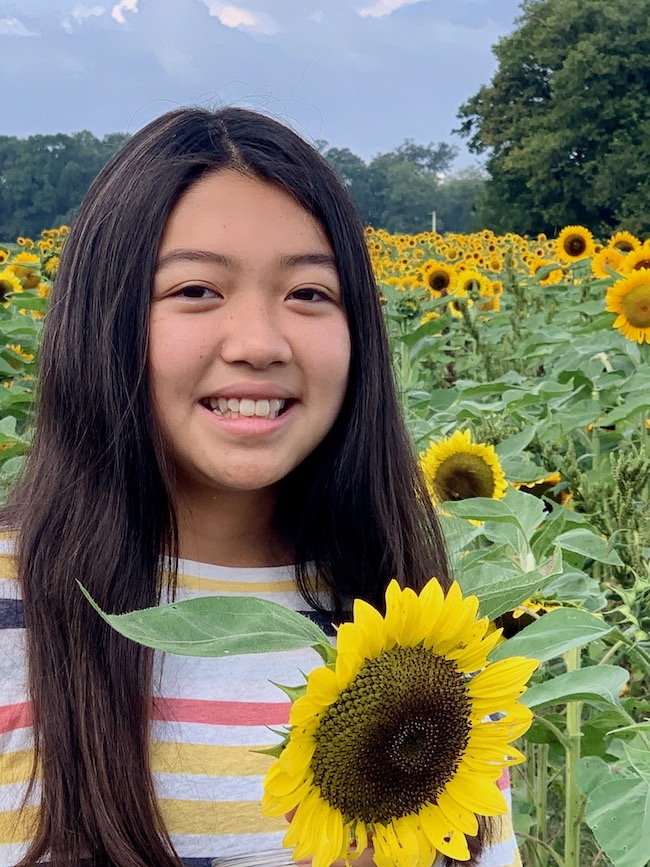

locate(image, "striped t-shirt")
(0, 539), (521, 866)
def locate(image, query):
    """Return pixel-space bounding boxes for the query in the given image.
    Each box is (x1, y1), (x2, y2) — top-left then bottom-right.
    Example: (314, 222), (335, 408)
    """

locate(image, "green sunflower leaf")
(579, 754), (650, 867)
(443, 487), (547, 543)
(79, 584), (330, 657)
(522, 665), (629, 710)
(553, 528), (624, 566)
(491, 608), (613, 663)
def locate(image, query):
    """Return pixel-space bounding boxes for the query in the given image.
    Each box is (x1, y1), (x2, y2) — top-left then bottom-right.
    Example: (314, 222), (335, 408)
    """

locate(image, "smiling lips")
(204, 396), (288, 419)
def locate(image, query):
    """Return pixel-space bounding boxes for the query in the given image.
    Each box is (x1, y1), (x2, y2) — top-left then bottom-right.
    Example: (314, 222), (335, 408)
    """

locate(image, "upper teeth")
(207, 397), (286, 419)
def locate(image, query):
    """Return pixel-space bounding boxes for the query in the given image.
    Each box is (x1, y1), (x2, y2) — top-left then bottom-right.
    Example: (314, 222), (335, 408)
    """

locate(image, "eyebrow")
(155, 249), (339, 274)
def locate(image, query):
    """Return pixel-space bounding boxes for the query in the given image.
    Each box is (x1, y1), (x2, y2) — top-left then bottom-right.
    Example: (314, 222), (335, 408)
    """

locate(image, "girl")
(0, 107), (520, 867)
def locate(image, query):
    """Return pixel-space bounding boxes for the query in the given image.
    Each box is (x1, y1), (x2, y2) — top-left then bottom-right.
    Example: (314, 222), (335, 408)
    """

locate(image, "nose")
(219, 296), (292, 369)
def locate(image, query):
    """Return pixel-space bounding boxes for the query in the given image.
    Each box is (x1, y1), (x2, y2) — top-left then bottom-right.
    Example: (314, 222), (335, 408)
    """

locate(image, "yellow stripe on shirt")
(159, 799), (285, 836)
(151, 742), (275, 778)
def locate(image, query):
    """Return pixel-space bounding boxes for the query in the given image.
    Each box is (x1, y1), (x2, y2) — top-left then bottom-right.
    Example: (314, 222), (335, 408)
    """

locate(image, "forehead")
(159, 169), (333, 257)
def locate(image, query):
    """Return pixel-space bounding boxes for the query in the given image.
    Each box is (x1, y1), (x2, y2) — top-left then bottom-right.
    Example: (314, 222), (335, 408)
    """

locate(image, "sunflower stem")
(534, 743), (549, 867)
(563, 647), (583, 867)
(399, 336), (411, 415)
(515, 832), (565, 867)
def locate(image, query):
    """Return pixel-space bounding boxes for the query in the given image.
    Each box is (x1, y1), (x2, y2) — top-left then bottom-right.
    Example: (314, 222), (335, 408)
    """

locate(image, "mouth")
(200, 396), (292, 420)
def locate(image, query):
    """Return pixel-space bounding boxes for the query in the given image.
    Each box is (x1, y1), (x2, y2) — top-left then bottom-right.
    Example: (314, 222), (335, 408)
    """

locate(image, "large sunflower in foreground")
(605, 270), (650, 343)
(555, 225), (595, 263)
(420, 429), (508, 503)
(262, 579), (536, 867)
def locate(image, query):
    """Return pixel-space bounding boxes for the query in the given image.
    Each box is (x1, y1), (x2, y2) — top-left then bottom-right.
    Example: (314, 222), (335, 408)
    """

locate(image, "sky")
(1, 0), (523, 169)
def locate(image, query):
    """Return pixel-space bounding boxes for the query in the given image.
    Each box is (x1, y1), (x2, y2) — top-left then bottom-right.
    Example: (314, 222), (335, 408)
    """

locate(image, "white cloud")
(357, 0), (426, 18)
(202, 1), (280, 36)
(111, 0), (138, 24)
(72, 4), (106, 24)
(0, 16), (38, 36)
(308, 9), (324, 23)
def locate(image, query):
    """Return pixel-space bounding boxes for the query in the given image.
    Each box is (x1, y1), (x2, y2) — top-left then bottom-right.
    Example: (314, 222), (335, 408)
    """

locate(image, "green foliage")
(317, 139), (485, 233)
(457, 0), (650, 236)
(0, 131), (129, 238)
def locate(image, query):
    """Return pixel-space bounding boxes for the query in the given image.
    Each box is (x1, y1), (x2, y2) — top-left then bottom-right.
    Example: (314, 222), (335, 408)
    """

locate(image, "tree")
(0, 132), (129, 239)
(456, 0), (650, 236)
(319, 139), (459, 233)
(434, 167), (487, 234)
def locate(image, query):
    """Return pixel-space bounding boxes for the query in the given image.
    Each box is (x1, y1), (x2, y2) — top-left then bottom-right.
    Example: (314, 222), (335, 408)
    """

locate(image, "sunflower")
(422, 261), (457, 297)
(591, 246), (625, 279)
(605, 270), (650, 343)
(620, 247), (650, 273)
(420, 429), (508, 503)
(609, 230), (640, 253)
(11, 251), (40, 265)
(555, 225), (595, 262)
(0, 268), (24, 304)
(262, 578), (536, 867)
(531, 259), (564, 285)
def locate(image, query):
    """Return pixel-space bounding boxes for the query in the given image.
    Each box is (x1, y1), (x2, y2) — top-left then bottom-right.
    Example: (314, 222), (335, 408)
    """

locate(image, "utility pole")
(431, 210), (437, 233)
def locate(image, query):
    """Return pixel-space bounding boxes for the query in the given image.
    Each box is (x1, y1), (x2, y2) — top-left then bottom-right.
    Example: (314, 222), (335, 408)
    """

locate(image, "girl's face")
(149, 169), (351, 498)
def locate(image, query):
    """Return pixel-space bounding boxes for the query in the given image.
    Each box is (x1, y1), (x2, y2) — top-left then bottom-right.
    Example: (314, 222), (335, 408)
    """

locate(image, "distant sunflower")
(423, 261), (457, 297)
(421, 429), (508, 503)
(609, 230), (640, 253)
(621, 247), (650, 273)
(0, 269), (23, 304)
(42, 255), (60, 277)
(556, 225), (595, 262)
(605, 270), (650, 343)
(457, 269), (491, 297)
(591, 247), (625, 279)
(262, 578), (536, 867)
(531, 259), (564, 285)
(11, 252), (40, 265)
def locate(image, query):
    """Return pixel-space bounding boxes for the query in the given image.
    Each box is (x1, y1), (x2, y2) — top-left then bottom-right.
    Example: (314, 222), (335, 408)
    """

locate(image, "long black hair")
(2, 106), (485, 866)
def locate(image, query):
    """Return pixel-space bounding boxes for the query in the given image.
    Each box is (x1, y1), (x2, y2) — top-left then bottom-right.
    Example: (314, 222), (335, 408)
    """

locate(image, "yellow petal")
(335, 650), (364, 691)
(468, 658), (538, 697)
(419, 576), (445, 636)
(445, 773), (508, 816)
(435, 789), (479, 837)
(352, 597), (387, 657)
(383, 579), (405, 646)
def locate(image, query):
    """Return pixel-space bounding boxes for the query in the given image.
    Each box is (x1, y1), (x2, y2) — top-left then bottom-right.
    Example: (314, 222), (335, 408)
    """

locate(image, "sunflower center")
(632, 259), (650, 271)
(434, 453), (496, 501)
(428, 271), (450, 293)
(564, 234), (587, 256)
(310, 646), (471, 823)
(621, 282), (650, 327)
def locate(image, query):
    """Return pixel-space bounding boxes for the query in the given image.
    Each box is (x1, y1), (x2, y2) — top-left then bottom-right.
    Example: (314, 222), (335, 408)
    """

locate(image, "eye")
(175, 285), (218, 300)
(289, 287), (330, 302)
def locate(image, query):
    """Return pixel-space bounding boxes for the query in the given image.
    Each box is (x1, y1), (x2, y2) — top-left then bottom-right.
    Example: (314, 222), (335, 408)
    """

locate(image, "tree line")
(0, 131), (485, 240)
(0, 132), (129, 240)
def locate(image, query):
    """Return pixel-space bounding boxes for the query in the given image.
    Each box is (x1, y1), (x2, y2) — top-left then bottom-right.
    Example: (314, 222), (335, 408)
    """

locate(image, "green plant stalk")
(399, 338), (411, 415)
(534, 743), (549, 867)
(563, 647), (583, 867)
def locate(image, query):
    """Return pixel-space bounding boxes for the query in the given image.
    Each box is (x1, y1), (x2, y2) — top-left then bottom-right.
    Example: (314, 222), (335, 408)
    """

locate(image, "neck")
(174, 482), (293, 568)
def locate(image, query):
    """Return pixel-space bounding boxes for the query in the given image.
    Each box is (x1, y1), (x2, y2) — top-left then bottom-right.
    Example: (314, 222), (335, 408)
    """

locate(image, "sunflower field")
(1, 224), (650, 867)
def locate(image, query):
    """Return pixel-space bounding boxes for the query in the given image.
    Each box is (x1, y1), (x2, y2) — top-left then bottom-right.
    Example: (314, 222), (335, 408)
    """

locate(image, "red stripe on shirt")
(152, 697), (290, 727)
(0, 701), (32, 734)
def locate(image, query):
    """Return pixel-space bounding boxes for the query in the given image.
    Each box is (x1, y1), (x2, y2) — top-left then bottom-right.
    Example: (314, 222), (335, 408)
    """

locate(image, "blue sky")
(1, 0), (522, 168)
